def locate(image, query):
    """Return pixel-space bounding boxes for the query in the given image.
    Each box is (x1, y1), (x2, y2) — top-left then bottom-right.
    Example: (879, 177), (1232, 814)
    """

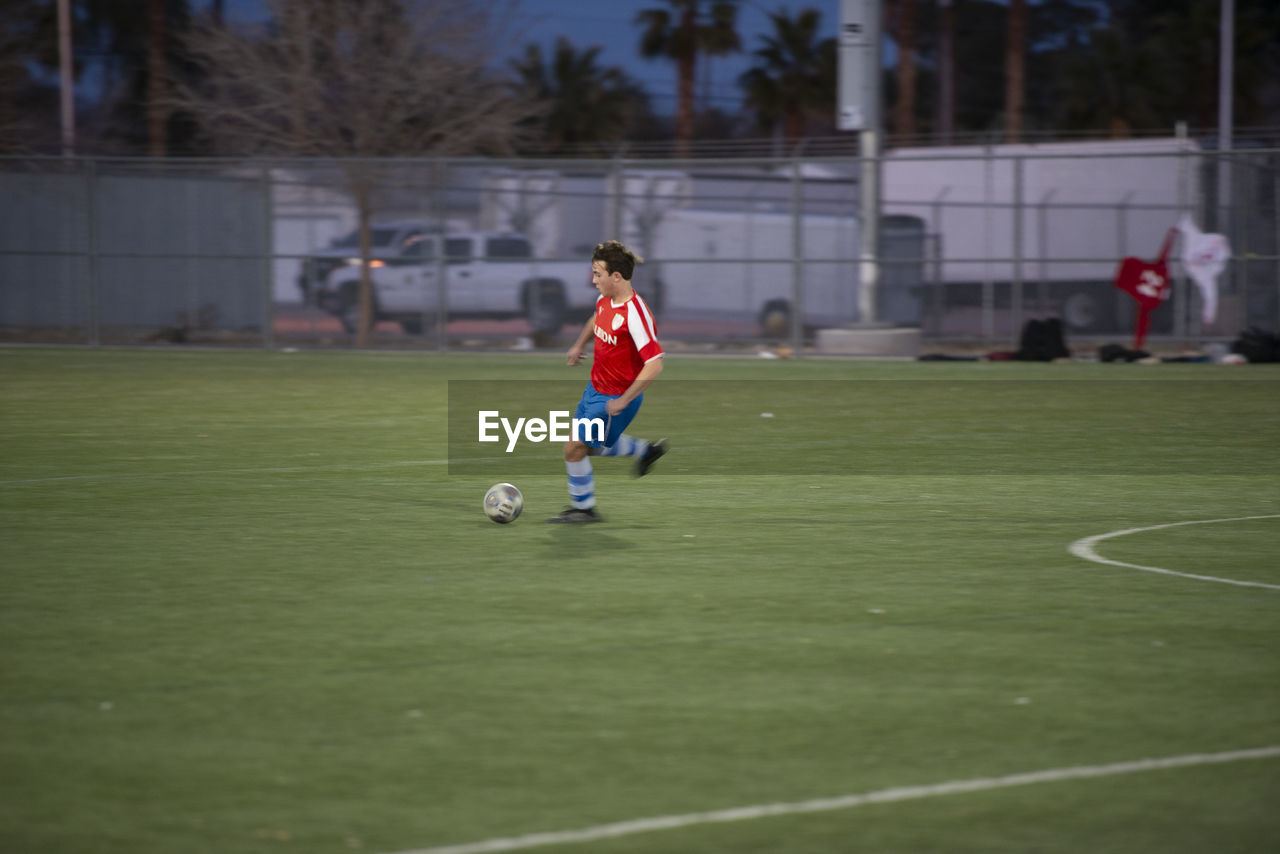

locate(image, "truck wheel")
(526, 280), (567, 334)
(337, 283), (361, 334)
(760, 299), (791, 338)
(1062, 292), (1102, 332)
(399, 315), (437, 335)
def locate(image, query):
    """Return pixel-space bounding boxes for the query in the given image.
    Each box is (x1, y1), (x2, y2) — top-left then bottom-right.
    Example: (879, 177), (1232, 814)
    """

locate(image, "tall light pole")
(1217, 0), (1234, 224)
(938, 0), (954, 145)
(58, 0), (75, 157)
(838, 0), (883, 326)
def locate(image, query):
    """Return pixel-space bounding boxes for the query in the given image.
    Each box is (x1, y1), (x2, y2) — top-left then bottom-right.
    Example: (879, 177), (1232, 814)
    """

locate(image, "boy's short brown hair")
(592, 240), (644, 281)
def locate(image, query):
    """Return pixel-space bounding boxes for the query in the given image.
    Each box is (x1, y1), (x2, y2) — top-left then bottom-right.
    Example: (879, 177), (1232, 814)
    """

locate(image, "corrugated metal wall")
(0, 161), (268, 341)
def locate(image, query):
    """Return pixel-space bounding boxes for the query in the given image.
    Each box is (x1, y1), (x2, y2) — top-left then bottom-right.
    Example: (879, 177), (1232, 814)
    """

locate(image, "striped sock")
(567, 458), (595, 509)
(598, 434), (649, 459)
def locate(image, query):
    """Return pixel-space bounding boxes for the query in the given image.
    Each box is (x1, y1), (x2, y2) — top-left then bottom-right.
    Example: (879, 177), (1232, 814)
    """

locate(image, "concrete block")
(816, 326), (921, 357)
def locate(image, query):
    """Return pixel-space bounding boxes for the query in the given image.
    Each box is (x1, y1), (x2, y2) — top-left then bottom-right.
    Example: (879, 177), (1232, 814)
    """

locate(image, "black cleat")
(546, 506), (603, 524)
(635, 438), (669, 477)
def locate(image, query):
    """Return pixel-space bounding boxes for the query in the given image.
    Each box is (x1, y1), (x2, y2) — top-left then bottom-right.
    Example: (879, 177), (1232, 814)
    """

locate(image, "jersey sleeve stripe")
(627, 297), (664, 362)
(626, 301), (652, 351)
(634, 294), (656, 330)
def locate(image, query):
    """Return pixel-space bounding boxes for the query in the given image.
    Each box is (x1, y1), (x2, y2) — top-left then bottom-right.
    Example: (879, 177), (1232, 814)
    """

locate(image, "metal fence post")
(1011, 156), (1024, 342)
(186, 177), (198, 342)
(929, 186), (950, 336)
(1275, 165), (1280, 330)
(928, 233), (944, 335)
(85, 158), (100, 347)
(1117, 189), (1138, 339)
(790, 157), (804, 355)
(261, 164), (275, 350)
(434, 160), (448, 353)
(1231, 153), (1245, 336)
(1036, 189), (1054, 316)
(981, 145), (994, 341)
(609, 155), (623, 242)
(1175, 124), (1191, 340)
(858, 130), (880, 327)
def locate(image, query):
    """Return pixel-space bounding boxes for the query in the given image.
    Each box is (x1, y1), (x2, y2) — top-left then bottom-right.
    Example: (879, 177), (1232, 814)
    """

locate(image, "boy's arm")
(605, 356), (663, 415)
(566, 314), (595, 366)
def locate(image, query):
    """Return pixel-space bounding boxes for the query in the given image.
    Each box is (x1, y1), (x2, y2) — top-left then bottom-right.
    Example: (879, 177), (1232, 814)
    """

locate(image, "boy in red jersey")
(547, 240), (668, 524)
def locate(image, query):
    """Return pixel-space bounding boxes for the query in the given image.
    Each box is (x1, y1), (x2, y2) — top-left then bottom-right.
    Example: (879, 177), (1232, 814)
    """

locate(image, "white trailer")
(881, 137), (1202, 331)
(479, 166), (927, 333)
(647, 207), (863, 330)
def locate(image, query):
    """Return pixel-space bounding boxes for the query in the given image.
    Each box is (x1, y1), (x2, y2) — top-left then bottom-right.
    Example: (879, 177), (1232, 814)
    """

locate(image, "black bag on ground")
(1015, 318), (1070, 362)
(1230, 327), (1280, 363)
(1099, 343), (1150, 362)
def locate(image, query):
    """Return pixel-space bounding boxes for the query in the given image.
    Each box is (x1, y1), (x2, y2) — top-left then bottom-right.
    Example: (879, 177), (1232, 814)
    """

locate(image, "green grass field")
(2, 347), (1278, 854)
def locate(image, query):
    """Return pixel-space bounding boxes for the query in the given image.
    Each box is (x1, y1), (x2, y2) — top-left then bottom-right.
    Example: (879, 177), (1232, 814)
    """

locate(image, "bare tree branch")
(170, 0), (539, 343)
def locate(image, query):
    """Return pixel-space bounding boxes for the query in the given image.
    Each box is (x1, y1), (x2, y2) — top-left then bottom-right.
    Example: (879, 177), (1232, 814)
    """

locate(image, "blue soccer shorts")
(573, 382), (643, 450)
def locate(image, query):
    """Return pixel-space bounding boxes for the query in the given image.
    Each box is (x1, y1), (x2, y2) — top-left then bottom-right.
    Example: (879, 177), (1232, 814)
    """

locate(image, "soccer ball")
(483, 482), (524, 524)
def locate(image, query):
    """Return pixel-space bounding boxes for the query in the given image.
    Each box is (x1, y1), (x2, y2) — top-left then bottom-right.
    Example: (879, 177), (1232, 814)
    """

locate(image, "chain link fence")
(2, 142), (1276, 354)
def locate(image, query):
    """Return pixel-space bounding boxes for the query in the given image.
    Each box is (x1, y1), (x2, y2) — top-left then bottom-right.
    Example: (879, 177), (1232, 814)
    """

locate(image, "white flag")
(1176, 214), (1230, 324)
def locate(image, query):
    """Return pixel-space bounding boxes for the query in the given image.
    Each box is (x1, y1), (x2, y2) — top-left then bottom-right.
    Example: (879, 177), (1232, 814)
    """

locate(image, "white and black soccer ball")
(483, 482), (524, 524)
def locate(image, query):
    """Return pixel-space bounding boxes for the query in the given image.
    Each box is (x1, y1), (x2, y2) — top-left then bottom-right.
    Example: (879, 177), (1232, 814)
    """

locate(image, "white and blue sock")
(566, 458), (596, 509)
(597, 434), (649, 459)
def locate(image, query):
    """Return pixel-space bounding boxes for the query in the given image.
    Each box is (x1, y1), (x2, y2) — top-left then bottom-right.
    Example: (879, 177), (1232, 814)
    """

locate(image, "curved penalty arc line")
(1068, 514), (1280, 590)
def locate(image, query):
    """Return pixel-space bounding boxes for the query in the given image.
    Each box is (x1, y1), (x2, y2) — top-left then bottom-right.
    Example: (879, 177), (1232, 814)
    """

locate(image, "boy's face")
(592, 261), (621, 297)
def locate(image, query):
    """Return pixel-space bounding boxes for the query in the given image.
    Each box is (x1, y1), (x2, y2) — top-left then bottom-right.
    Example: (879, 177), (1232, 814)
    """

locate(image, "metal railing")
(1, 144), (1276, 354)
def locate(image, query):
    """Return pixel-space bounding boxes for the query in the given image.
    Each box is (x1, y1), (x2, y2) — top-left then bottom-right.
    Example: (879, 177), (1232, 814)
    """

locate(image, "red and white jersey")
(590, 292), (663, 395)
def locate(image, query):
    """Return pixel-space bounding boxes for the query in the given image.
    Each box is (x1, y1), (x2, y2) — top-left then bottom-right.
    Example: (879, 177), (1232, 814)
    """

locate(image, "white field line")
(1068, 515), (1280, 591)
(386, 746), (1280, 854)
(0, 459), (452, 485)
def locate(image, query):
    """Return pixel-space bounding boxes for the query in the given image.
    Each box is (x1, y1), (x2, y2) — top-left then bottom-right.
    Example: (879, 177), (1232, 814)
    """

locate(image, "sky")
(506, 0), (842, 114)
(211, 0), (845, 117)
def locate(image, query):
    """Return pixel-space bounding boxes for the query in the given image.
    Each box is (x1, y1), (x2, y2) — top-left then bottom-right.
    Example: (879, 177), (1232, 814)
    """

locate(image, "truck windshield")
(485, 238), (531, 259)
(332, 228), (400, 249)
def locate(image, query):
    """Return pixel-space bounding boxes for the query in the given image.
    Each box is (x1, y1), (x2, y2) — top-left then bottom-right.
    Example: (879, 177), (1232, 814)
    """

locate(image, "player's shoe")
(546, 506), (603, 524)
(635, 438), (668, 477)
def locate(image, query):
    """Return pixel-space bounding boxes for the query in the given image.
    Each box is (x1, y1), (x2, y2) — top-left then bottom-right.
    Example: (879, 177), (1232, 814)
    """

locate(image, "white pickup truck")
(317, 232), (595, 334)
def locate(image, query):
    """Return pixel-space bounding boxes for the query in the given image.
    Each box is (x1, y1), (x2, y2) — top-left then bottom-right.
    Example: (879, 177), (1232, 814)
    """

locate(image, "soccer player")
(548, 240), (668, 523)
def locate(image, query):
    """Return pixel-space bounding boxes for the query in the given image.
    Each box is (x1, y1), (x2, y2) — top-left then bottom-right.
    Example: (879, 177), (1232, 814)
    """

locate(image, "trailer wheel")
(1062, 291), (1102, 332)
(525, 280), (567, 334)
(760, 299), (791, 338)
(642, 278), (665, 316)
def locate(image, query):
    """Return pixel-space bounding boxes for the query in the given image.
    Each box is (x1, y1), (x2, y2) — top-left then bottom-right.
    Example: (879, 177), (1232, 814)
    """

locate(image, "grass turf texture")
(1, 347), (1278, 854)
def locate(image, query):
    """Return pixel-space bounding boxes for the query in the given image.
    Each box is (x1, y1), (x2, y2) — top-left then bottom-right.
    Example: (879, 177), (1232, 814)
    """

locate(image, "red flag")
(1114, 228), (1175, 349)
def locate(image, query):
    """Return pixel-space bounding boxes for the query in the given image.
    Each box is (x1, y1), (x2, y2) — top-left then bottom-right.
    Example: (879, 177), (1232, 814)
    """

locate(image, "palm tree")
(147, 0), (168, 155)
(511, 37), (649, 153)
(70, 0), (196, 154)
(0, 0), (46, 153)
(1004, 0), (1026, 142)
(635, 0), (740, 157)
(738, 7), (835, 150)
(892, 0), (919, 140)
